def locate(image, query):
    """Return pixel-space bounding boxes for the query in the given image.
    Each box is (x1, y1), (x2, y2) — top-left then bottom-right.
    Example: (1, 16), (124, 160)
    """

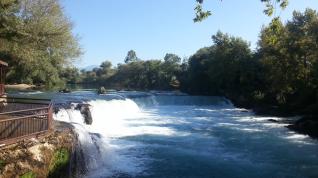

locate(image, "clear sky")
(61, 0), (318, 68)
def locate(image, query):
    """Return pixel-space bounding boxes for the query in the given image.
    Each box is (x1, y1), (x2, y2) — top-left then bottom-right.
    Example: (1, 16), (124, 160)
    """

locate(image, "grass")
(20, 171), (36, 178)
(48, 148), (70, 178)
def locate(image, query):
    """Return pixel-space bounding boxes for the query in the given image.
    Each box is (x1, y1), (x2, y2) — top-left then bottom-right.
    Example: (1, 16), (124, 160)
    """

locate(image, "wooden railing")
(0, 97), (53, 147)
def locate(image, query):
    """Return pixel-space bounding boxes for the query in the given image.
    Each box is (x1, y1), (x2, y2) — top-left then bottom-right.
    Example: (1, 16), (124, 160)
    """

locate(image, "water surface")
(11, 90), (318, 178)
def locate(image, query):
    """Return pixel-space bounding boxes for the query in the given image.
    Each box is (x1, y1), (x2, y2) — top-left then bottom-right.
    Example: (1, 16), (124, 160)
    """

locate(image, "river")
(10, 90), (318, 178)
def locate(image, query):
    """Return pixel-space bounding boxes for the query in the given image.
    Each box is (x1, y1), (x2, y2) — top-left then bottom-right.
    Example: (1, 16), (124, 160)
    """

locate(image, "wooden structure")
(0, 60), (8, 96)
(0, 60), (54, 147)
(0, 97), (53, 146)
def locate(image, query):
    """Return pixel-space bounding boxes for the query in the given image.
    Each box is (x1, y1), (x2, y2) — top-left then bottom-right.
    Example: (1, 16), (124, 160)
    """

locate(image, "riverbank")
(227, 96), (318, 139)
(286, 117), (318, 139)
(5, 84), (36, 91)
(252, 106), (318, 139)
(0, 121), (77, 178)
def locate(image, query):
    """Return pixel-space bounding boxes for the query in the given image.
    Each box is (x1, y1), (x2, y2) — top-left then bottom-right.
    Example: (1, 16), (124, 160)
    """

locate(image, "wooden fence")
(0, 97), (53, 147)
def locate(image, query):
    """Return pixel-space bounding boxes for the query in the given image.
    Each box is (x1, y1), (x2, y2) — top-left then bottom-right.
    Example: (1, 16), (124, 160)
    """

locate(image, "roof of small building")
(0, 60), (8, 67)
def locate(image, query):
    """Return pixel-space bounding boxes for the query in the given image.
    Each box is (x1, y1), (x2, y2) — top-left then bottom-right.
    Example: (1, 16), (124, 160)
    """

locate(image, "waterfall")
(53, 99), (147, 177)
(51, 92), (318, 178)
(131, 95), (232, 108)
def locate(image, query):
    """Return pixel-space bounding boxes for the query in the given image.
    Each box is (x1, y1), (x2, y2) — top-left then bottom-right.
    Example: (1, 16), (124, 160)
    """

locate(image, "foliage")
(188, 8), (318, 112)
(183, 31), (263, 106)
(80, 51), (183, 90)
(0, 0), (81, 87)
(20, 171), (36, 178)
(125, 50), (140, 63)
(48, 148), (70, 178)
(164, 53), (181, 64)
(81, 60), (115, 84)
(194, 0), (289, 22)
(261, 0), (289, 16)
(193, 2), (211, 22)
(60, 67), (81, 84)
(258, 8), (318, 108)
(77, 8), (318, 116)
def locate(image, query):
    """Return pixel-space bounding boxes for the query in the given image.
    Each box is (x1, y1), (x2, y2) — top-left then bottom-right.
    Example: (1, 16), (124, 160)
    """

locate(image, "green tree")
(124, 50), (140, 63)
(0, 0), (81, 87)
(164, 53), (181, 64)
(60, 67), (81, 84)
(142, 60), (163, 89)
(114, 61), (145, 89)
(163, 53), (182, 88)
(258, 9), (318, 107)
(186, 31), (262, 106)
(96, 60), (115, 84)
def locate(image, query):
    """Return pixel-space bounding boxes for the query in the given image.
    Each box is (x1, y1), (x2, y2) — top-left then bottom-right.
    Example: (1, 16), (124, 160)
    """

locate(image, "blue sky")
(61, 0), (318, 68)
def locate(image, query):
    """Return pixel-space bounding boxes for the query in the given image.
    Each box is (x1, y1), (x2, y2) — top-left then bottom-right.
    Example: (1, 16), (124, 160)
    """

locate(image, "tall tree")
(0, 0), (81, 87)
(97, 60), (115, 83)
(164, 53), (181, 64)
(124, 50), (140, 63)
(186, 31), (260, 102)
(258, 9), (318, 105)
(162, 53), (182, 88)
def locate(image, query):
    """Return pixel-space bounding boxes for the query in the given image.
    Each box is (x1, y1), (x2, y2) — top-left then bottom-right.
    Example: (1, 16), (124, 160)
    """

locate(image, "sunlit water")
(11, 90), (318, 178)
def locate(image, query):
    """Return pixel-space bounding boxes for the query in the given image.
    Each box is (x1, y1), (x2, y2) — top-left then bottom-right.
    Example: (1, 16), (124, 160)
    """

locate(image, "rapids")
(14, 91), (318, 178)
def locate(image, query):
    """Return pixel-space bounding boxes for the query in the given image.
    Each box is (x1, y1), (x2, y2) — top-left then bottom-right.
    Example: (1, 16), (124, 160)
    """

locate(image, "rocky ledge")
(0, 121), (77, 178)
(286, 116), (318, 139)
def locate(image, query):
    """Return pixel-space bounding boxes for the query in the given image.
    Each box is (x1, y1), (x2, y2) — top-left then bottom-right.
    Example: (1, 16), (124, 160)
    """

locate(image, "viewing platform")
(0, 60), (54, 147)
(0, 97), (53, 147)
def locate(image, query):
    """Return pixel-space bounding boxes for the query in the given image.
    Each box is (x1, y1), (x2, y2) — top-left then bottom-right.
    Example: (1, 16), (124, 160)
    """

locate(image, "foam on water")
(54, 99), (149, 177)
(54, 98), (187, 177)
(18, 91), (44, 95)
(53, 94), (318, 178)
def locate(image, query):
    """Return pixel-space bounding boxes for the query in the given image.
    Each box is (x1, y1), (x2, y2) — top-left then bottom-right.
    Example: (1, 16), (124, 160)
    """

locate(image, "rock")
(268, 119), (279, 123)
(76, 104), (93, 125)
(59, 88), (71, 93)
(0, 129), (76, 178)
(286, 116), (318, 138)
(98, 87), (107, 94)
(54, 103), (72, 114)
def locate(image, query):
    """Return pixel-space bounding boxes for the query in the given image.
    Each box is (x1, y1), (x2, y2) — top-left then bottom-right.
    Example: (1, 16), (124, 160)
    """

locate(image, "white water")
(54, 99), (150, 177)
(53, 95), (318, 178)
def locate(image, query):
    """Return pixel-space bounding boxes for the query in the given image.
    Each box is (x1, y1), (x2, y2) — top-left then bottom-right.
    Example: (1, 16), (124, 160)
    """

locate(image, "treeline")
(63, 51), (184, 90)
(187, 8), (318, 115)
(0, 0), (81, 87)
(69, 9), (318, 115)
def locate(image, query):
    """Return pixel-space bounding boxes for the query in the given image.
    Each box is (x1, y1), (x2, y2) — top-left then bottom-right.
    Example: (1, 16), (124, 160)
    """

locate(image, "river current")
(11, 90), (318, 178)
